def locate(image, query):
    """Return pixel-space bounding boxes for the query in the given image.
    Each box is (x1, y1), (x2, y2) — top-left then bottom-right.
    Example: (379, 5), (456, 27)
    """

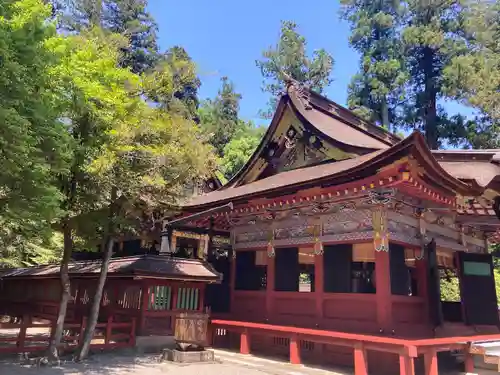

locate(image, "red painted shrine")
(165, 81), (500, 374)
(2, 80), (500, 374)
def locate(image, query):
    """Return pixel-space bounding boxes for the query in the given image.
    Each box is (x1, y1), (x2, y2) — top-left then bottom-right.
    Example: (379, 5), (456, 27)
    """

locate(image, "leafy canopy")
(0, 0), (70, 266)
(256, 20), (334, 118)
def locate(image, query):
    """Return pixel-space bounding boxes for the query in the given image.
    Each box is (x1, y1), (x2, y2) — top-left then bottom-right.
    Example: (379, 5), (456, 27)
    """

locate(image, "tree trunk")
(75, 187), (118, 361)
(380, 96), (390, 132)
(423, 47), (439, 149)
(74, 235), (114, 361)
(47, 220), (73, 362)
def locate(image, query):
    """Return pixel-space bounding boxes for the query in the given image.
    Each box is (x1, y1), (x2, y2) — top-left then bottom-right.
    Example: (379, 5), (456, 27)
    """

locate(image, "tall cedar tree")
(198, 77), (242, 157)
(443, 1), (500, 148)
(60, 0), (159, 73)
(104, 0), (159, 73)
(256, 21), (334, 118)
(147, 46), (201, 120)
(0, 0), (70, 267)
(340, 0), (407, 132)
(399, 0), (467, 149)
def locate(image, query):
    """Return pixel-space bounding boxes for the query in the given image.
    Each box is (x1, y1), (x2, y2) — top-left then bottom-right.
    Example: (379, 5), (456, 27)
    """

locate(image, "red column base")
(240, 329), (250, 355)
(290, 335), (301, 365)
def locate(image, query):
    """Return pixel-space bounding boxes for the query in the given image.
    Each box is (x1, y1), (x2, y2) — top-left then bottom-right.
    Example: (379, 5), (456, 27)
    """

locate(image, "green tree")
(104, 0), (159, 73)
(145, 46), (201, 120)
(0, 0), (70, 268)
(199, 76), (242, 157)
(443, 1), (500, 149)
(256, 20), (334, 118)
(45, 29), (137, 360)
(220, 122), (266, 180)
(399, 0), (467, 149)
(60, 33), (214, 361)
(340, 0), (407, 132)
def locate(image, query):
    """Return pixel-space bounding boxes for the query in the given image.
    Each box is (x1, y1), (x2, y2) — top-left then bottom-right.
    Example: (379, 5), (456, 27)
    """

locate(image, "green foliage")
(146, 46), (201, 120)
(0, 0), (70, 266)
(441, 267), (500, 304)
(340, 0), (407, 131)
(399, 0), (469, 149)
(199, 77), (242, 157)
(256, 20), (334, 118)
(443, 1), (500, 149)
(104, 0), (160, 74)
(220, 123), (266, 180)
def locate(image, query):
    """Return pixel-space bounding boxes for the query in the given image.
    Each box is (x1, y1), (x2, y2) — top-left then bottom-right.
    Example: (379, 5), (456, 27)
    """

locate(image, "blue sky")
(148, 0), (473, 127)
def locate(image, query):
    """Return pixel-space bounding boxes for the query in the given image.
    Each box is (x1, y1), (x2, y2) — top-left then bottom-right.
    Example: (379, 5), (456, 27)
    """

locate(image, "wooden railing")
(0, 315), (136, 354)
(210, 319), (500, 375)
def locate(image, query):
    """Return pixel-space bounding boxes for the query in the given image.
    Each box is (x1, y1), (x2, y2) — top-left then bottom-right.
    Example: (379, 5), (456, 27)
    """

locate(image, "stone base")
(162, 348), (215, 363)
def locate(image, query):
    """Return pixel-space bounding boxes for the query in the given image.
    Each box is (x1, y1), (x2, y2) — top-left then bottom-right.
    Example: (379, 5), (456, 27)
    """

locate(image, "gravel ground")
(0, 354), (272, 375)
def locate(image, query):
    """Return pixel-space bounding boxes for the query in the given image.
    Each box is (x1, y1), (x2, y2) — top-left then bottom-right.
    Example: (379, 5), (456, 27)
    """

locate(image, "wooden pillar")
(198, 284), (205, 311)
(415, 258), (429, 323)
(314, 252), (324, 321)
(266, 254), (275, 321)
(230, 251), (236, 313)
(240, 328), (250, 355)
(139, 282), (150, 335)
(105, 315), (113, 344)
(375, 249), (392, 330)
(424, 349), (438, 375)
(399, 354), (415, 375)
(290, 334), (301, 365)
(354, 344), (368, 375)
(464, 343), (474, 373)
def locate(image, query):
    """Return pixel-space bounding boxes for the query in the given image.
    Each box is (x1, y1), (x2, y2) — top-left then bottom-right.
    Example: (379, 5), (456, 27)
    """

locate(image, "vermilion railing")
(210, 319), (500, 375)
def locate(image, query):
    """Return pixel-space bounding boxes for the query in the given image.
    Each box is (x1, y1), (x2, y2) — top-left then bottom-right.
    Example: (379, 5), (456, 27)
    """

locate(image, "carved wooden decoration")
(372, 207), (389, 252)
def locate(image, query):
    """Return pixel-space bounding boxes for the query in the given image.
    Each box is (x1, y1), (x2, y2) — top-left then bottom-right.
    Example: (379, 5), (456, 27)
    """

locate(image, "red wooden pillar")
(289, 334), (301, 365)
(464, 343), (474, 373)
(105, 315), (113, 345)
(138, 281), (150, 335)
(266, 254), (275, 321)
(354, 344), (368, 375)
(424, 349), (438, 375)
(240, 328), (250, 355)
(399, 354), (415, 375)
(375, 249), (392, 330)
(314, 252), (324, 321)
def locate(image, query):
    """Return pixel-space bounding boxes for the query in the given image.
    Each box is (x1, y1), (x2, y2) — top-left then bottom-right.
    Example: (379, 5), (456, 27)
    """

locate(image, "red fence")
(0, 315), (136, 354)
(211, 319), (500, 375)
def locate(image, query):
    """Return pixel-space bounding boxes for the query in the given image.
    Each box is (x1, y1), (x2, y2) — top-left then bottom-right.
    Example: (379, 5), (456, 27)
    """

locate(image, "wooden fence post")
(130, 318), (137, 346)
(354, 344), (368, 375)
(105, 315), (113, 345)
(424, 349), (438, 375)
(290, 334), (301, 365)
(240, 328), (250, 355)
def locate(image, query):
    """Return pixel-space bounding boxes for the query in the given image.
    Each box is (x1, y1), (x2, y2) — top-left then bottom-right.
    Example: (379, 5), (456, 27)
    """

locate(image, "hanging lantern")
(313, 224), (323, 255)
(372, 207), (389, 252)
(267, 230), (275, 257)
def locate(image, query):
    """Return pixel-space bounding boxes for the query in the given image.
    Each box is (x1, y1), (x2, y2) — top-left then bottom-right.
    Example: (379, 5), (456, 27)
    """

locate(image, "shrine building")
(162, 80), (500, 374)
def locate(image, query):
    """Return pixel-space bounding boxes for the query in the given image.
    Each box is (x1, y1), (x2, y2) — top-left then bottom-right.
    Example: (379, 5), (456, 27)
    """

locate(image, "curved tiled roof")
(184, 132), (479, 209)
(0, 255), (222, 283)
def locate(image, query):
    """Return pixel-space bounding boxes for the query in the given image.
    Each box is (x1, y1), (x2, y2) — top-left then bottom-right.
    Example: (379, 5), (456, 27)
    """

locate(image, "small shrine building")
(162, 80), (500, 374)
